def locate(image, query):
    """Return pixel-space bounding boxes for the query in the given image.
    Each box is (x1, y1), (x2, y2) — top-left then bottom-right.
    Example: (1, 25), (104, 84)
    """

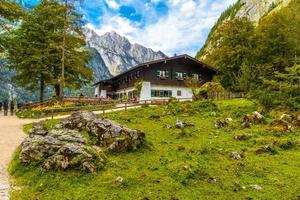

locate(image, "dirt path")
(0, 115), (36, 200)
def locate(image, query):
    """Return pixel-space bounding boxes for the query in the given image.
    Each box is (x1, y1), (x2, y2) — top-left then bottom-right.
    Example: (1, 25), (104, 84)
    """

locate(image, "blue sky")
(23, 0), (237, 56)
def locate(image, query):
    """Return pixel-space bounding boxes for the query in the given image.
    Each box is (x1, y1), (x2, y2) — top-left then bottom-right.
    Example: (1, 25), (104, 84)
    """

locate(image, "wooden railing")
(207, 92), (245, 101)
(20, 92), (244, 111)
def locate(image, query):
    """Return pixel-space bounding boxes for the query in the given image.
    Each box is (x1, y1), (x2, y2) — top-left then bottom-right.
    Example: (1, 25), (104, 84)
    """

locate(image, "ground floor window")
(151, 90), (172, 97)
(177, 90), (182, 96)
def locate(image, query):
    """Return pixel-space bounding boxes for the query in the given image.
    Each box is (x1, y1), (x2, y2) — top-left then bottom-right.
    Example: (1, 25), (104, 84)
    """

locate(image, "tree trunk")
(54, 84), (60, 99)
(40, 75), (44, 102)
(60, 0), (68, 102)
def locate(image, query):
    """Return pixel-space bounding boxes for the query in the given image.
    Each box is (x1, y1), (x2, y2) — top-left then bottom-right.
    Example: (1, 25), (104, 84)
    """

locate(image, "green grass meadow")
(10, 99), (300, 200)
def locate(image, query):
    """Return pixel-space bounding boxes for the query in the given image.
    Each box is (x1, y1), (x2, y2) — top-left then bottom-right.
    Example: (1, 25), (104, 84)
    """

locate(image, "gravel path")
(0, 114), (36, 200)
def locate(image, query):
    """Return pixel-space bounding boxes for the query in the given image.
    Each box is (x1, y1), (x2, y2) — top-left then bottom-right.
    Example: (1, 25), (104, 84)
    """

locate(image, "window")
(151, 90), (172, 97)
(175, 72), (187, 80)
(177, 90), (182, 96)
(136, 71), (140, 78)
(156, 70), (169, 79)
(192, 74), (199, 80)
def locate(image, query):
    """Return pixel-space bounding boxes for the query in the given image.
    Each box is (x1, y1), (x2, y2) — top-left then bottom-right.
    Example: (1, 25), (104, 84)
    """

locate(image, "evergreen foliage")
(0, 0), (24, 53)
(7, 0), (92, 101)
(198, 0), (300, 109)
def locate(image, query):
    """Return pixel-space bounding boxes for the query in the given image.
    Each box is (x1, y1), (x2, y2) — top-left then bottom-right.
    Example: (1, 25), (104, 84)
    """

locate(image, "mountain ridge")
(85, 28), (167, 80)
(196, 0), (292, 61)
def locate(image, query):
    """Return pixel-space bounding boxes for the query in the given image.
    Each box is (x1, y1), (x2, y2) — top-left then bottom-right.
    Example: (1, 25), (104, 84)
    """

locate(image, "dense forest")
(197, 0), (300, 109)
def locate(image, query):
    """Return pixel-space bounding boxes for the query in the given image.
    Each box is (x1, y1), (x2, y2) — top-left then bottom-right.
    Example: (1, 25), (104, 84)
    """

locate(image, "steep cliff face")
(196, 0), (291, 60)
(85, 28), (166, 79)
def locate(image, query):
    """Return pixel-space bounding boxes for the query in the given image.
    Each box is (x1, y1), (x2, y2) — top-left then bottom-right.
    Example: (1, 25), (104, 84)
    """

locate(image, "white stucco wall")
(150, 84), (193, 100)
(100, 90), (107, 98)
(94, 85), (100, 97)
(140, 82), (151, 101)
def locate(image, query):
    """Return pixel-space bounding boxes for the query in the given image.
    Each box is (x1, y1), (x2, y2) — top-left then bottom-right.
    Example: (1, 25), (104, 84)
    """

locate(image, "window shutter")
(151, 90), (155, 97)
(165, 71), (169, 78)
(159, 90), (164, 97)
(168, 90), (172, 97)
(156, 70), (160, 77)
(183, 72), (187, 80)
(175, 72), (178, 79)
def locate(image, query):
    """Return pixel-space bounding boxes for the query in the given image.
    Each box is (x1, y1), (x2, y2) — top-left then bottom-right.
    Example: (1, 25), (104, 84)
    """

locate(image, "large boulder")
(58, 111), (146, 153)
(19, 111), (146, 172)
(20, 124), (106, 172)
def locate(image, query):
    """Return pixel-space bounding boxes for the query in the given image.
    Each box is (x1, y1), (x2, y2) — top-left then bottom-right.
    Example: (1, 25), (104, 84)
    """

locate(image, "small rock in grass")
(208, 177), (217, 184)
(225, 118), (233, 122)
(249, 184), (262, 191)
(269, 119), (293, 132)
(255, 144), (275, 154)
(230, 152), (243, 160)
(279, 114), (292, 122)
(234, 134), (252, 141)
(175, 119), (184, 129)
(175, 119), (194, 129)
(149, 115), (160, 120)
(234, 182), (246, 192)
(115, 176), (124, 184)
(182, 165), (189, 171)
(252, 111), (265, 123)
(215, 120), (227, 128)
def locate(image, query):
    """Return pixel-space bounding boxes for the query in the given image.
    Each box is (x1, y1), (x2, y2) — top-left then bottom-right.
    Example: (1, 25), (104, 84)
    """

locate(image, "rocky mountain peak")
(236, 0), (291, 23)
(85, 26), (166, 78)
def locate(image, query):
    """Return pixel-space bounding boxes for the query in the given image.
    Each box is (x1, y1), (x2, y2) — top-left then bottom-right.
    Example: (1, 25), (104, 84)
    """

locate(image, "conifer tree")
(203, 18), (255, 91)
(0, 0), (24, 53)
(8, 0), (92, 101)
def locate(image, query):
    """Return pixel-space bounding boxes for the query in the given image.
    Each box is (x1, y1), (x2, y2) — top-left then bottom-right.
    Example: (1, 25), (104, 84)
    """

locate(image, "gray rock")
(252, 111), (265, 122)
(215, 120), (227, 128)
(20, 123), (106, 172)
(29, 124), (48, 136)
(234, 134), (252, 141)
(59, 111), (146, 152)
(279, 114), (292, 122)
(175, 119), (194, 129)
(230, 152), (243, 160)
(115, 176), (124, 183)
(20, 111), (145, 172)
(175, 119), (184, 129)
(249, 184), (262, 191)
(255, 144), (275, 154)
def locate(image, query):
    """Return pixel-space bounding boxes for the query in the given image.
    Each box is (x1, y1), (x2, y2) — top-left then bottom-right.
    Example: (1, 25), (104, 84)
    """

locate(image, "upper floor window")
(156, 70), (169, 79)
(175, 72), (187, 80)
(192, 74), (199, 80)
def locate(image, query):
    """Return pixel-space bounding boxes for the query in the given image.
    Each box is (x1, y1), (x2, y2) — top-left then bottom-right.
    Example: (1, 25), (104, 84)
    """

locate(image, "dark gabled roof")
(93, 54), (217, 86)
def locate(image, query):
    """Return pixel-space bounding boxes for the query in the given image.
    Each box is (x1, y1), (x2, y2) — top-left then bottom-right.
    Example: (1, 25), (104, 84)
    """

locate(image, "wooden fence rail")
(20, 92), (245, 111)
(208, 92), (245, 101)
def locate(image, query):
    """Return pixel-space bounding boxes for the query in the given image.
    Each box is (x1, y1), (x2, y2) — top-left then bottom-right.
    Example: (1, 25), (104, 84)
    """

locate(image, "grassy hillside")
(10, 99), (300, 199)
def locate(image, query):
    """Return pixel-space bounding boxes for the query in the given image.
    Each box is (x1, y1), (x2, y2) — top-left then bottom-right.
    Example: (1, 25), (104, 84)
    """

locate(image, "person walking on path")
(10, 101), (15, 116)
(3, 100), (8, 116)
(0, 101), (2, 113)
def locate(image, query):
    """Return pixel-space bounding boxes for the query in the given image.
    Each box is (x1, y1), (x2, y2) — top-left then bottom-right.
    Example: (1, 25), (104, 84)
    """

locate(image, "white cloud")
(106, 0), (119, 10)
(88, 0), (238, 56)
